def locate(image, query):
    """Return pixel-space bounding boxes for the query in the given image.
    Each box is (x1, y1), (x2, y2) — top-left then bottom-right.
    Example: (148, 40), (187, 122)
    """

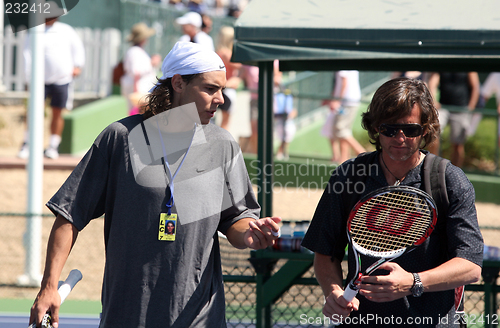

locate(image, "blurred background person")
(324, 70), (366, 163)
(272, 60), (296, 160)
(480, 72), (500, 148)
(274, 86), (297, 161)
(320, 104), (341, 163)
(391, 70), (424, 80)
(201, 13), (213, 34)
(168, 0), (186, 10)
(216, 26), (241, 130)
(120, 22), (161, 114)
(239, 64), (259, 154)
(227, 3), (243, 18)
(428, 72), (480, 167)
(20, 1), (85, 159)
(128, 92), (148, 116)
(176, 11), (215, 50)
(187, 0), (207, 13)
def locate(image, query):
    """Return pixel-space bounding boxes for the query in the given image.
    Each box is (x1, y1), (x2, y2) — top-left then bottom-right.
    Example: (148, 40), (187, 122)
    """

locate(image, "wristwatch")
(410, 273), (424, 297)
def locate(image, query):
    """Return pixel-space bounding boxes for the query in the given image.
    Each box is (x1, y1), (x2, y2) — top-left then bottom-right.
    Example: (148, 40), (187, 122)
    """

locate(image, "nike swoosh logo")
(196, 168), (205, 173)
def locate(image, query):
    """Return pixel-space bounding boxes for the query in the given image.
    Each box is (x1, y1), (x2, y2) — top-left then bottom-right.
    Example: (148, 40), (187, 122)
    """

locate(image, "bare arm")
(225, 217), (281, 249)
(72, 67), (82, 77)
(359, 257), (481, 303)
(314, 253), (359, 321)
(427, 72), (441, 108)
(29, 215), (79, 327)
(467, 72), (480, 110)
(419, 257), (481, 292)
(330, 76), (347, 111)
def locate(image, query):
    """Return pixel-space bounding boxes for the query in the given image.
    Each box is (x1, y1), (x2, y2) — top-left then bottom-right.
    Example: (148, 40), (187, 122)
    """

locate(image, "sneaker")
(17, 143), (29, 159)
(44, 147), (59, 159)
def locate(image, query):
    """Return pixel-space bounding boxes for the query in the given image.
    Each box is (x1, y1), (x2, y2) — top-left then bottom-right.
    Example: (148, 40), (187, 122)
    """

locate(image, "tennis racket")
(28, 269), (83, 328)
(342, 185), (437, 302)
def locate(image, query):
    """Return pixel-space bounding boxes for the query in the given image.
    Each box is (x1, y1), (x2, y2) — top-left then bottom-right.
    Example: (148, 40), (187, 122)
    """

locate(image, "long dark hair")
(361, 77), (440, 151)
(143, 74), (199, 119)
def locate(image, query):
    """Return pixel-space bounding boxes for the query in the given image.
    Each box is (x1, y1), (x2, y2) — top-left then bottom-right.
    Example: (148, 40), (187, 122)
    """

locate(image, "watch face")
(412, 283), (424, 297)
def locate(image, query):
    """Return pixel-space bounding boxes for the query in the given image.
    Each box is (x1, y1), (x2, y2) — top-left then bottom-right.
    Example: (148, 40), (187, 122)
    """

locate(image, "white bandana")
(150, 42), (226, 91)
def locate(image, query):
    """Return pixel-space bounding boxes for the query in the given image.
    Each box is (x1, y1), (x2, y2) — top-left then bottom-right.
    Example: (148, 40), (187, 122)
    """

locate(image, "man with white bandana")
(30, 42), (281, 328)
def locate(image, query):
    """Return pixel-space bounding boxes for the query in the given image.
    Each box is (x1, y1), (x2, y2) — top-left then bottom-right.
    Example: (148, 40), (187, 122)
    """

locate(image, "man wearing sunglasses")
(303, 77), (483, 327)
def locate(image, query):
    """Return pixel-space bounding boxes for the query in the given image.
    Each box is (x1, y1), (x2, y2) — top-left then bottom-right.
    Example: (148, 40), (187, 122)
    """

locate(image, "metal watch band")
(411, 272), (424, 297)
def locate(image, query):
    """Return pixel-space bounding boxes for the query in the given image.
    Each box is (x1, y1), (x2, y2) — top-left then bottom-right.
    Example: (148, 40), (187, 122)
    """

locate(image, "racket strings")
(351, 191), (432, 252)
(353, 195), (430, 250)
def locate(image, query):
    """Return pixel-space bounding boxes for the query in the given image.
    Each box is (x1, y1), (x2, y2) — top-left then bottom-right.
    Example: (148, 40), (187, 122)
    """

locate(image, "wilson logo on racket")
(365, 205), (423, 236)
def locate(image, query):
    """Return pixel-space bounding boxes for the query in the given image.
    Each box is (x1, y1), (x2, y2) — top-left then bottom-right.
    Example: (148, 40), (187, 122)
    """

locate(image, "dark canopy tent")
(231, 0), (500, 218)
(233, 0), (500, 72)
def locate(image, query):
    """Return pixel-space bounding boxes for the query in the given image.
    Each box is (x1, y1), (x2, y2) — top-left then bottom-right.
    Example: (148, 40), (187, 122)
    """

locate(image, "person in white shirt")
(120, 22), (162, 114)
(20, 1), (85, 159)
(176, 11), (215, 51)
(322, 70), (366, 163)
(481, 72), (500, 148)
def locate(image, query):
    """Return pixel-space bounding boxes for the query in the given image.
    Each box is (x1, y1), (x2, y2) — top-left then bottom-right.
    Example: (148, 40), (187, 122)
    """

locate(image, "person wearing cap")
(29, 41), (281, 328)
(19, 0), (85, 160)
(176, 11), (215, 51)
(121, 22), (162, 113)
(215, 25), (241, 130)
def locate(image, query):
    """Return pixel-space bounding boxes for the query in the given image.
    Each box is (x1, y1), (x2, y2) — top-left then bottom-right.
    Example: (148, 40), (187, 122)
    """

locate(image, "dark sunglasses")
(379, 123), (423, 138)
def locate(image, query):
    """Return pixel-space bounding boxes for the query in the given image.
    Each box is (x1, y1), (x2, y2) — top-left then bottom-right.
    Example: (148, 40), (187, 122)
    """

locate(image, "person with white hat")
(29, 41), (281, 328)
(176, 11), (215, 51)
(120, 22), (162, 114)
(19, 0), (85, 160)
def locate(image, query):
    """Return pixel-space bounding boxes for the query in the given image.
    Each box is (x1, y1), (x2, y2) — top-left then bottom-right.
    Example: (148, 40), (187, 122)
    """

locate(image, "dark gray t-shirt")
(47, 115), (260, 327)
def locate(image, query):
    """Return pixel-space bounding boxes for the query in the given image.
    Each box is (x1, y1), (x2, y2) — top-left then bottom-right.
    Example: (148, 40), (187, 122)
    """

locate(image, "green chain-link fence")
(220, 237), (500, 328)
(0, 215), (498, 327)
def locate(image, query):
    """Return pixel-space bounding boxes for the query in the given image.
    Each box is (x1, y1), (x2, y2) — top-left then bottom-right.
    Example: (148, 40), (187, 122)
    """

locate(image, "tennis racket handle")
(342, 284), (359, 302)
(27, 313), (52, 328)
(329, 286), (358, 327)
(27, 270), (82, 328)
(58, 269), (83, 304)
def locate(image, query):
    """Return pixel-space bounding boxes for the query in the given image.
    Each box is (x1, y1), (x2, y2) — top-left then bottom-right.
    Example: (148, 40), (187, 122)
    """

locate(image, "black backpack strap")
(342, 151), (378, 213)
(423, 153), (466, 325)
(422, 153), (450, 218)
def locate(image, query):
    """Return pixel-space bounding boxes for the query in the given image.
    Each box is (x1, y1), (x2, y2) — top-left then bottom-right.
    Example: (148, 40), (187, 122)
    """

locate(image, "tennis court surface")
(0, 314), (100, 328)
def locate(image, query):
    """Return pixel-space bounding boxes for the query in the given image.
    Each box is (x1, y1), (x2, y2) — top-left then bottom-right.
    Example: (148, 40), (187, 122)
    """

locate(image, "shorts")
(45, 83), (69, 109)
(274, 115), (296, 143)
(332, 105), (359, 139)
(438, 108), (471, 144)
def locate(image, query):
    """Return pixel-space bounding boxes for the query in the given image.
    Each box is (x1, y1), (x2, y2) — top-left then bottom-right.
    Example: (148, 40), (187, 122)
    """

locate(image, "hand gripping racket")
(342, 186), (437, 302)
(28, 269), (83, 328)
